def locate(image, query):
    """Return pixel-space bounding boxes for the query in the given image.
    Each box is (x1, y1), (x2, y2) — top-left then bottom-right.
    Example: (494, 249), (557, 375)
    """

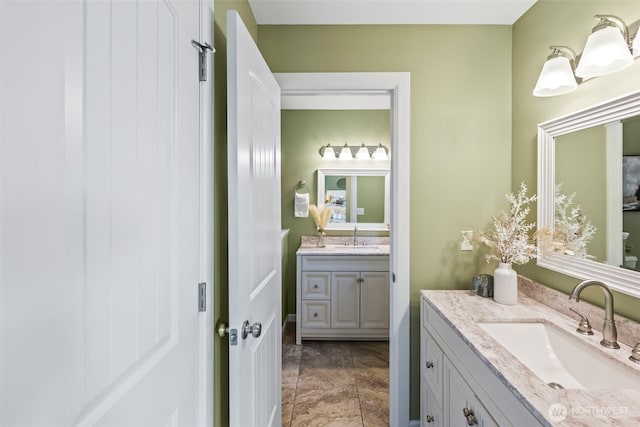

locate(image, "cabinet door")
(445, 359), (498, 427)
(331, 272), (360, 328)
(423, 384), (444, 427)
(360, 272), (389, 328)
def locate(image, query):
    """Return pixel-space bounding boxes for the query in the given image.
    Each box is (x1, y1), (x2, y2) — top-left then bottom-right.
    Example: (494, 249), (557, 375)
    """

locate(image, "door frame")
(198, 0), (214, 426)
(275, 72), (411, 427)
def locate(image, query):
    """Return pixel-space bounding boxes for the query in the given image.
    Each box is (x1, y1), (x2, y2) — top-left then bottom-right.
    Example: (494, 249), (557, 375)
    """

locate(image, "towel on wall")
(295, 192), (309, 217)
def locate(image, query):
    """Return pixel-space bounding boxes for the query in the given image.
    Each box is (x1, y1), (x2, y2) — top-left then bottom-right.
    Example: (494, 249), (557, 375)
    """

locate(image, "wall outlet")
(460, 231), (473, 251)
(357, 207), (365, 215)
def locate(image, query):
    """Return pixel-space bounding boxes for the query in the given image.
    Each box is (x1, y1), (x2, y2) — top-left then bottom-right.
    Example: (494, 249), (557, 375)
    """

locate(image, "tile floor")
(282, 324), (390, 427)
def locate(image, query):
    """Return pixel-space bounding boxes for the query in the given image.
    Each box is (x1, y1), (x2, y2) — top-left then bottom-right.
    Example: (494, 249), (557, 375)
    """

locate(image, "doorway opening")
(276, 72), (411, 426)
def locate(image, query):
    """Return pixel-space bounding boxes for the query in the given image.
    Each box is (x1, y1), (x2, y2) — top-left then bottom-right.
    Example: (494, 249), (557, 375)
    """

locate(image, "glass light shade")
(633, 26), (640, 57)
(355, 144), (370, 160)
(575, 26), (633, 78)
(338, 144), (352, 160)
(372, 145), (388, 161)
(322, 145), (336, 160)
(533, 56), (578, 97)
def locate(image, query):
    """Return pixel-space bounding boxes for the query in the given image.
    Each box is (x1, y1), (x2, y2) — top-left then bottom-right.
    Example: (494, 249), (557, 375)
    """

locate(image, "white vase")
(493, 262), (518, 305)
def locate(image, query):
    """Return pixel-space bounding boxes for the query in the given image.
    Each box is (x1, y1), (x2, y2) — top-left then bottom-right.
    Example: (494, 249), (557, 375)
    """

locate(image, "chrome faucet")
(569, 280), (620, 349)
(353, 224), (358, 246)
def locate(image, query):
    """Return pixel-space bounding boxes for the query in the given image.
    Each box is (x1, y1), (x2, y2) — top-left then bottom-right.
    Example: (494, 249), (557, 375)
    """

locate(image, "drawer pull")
(463, 408), (478, 426)
(313, 313), (318, 318)
(425, 361), (434, 369)
(426, 414), (434, 423)
(313, 284), (318, 289)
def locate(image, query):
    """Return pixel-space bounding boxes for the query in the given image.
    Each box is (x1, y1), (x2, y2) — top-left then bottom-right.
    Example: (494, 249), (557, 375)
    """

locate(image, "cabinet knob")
(463, 408), (478, 426)
(313, 284), (318, 289)
(425, 361), (434, 369)
(426, 414), (434, 423)
(313, 313), (318, 318)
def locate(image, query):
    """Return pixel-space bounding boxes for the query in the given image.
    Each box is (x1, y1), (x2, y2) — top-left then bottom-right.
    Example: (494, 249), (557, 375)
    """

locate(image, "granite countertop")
(296, 236), (390, 256)
(422, 290), (640, 426)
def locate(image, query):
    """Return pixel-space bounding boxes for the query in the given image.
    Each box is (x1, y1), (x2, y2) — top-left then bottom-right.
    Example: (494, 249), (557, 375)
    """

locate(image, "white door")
(227, 10), (282, 427)
(0, 1), (211, 426)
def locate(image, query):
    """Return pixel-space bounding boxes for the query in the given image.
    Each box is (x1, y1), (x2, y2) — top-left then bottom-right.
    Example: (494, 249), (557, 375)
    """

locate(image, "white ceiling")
(248, 0), (537, 26)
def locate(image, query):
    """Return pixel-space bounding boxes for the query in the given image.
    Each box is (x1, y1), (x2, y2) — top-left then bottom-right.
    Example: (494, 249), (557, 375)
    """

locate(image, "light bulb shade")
(322, 145), (336, 160)
(339, 145), (353, 160)
(355, 145), (370, 160)
(372, 145), (388, 161)
(633, 26), (640, 57)
(575, 26), (633, 78)
(533, 56), (578, 97)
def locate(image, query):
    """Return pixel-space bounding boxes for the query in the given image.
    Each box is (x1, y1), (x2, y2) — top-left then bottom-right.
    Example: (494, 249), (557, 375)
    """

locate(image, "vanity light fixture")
(533, 46), (579, 97)
(371, 144), (389, 161)
(320, 144), (336, 160)
(633, 24), (640, 57)
(318, 143), (389, 161)
(575, 15), (633, 79)
(355, 144), (370, 160)
(338, 143), (353, 160)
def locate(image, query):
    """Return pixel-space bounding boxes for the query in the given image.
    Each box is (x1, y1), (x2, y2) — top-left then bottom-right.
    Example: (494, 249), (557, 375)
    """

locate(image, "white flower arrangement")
(538, 184), (596, 259)
(478, 182), (538, 265)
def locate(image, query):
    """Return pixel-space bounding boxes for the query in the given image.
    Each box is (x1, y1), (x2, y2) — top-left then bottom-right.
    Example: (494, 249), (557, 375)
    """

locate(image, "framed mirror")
(317, 167), (390, 231)
(537, 89), (640, 299)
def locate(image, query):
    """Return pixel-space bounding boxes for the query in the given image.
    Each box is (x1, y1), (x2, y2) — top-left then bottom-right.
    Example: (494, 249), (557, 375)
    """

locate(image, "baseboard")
(282, 314), (296, 333)
(408, 420), (420, 427)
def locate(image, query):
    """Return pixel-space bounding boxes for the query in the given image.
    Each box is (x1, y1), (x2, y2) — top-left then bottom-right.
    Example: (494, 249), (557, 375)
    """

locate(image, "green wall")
(555, 125), (606, 261)
(512, 0), (640, 321)
(623, 116), (640, 263)
(261, 24), (513, 421)
(281, 110), (391, 317)
(356, 176), (386, 223)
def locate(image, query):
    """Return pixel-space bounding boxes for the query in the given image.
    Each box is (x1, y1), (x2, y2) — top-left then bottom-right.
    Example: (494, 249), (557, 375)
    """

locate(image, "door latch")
(191, 40), (214, 82)
(217, 321), (238, 346)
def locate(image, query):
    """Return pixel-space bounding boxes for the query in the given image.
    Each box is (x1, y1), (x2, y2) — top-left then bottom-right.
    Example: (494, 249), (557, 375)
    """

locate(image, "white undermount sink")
(478, 321), (640, 390)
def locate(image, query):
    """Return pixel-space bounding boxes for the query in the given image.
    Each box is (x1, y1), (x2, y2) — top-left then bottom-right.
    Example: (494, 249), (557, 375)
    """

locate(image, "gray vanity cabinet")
(421, 320), (497, 426)
(296, 254), (389, 345)
(421, 294), (542, 427)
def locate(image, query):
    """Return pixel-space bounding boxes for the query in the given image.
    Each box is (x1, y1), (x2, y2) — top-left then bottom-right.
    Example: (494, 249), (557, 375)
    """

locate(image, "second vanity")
(421, 289), (640, 426)
(295, 237), (390, 345)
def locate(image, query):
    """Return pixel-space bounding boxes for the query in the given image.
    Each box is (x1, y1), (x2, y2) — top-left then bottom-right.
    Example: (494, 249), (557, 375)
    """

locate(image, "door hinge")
(198, 282), (206, 312)
(191, 40), (214, 82)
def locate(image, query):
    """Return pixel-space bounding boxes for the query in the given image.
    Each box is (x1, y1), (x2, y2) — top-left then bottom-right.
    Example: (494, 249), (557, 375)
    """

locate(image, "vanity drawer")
(423, 330), (444, 403)
(301, 272), (331, 299)
(300, 300), (331, 328)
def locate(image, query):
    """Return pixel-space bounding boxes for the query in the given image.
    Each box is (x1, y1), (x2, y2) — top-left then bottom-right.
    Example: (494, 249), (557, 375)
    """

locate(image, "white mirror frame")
(317, 167), (390, 231)
(537, 89), (640, 299)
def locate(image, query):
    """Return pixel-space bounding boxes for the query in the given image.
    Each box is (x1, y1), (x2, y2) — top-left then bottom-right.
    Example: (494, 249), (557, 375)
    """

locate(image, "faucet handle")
(630, 343), (640, 364)
(569, 307), (594, 335)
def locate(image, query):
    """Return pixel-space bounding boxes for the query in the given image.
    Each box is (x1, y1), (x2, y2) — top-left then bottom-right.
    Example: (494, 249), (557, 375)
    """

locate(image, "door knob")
(463, 408), (478, 426)
(217, 321), (229, 337)
(241, 320), (262, 339)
